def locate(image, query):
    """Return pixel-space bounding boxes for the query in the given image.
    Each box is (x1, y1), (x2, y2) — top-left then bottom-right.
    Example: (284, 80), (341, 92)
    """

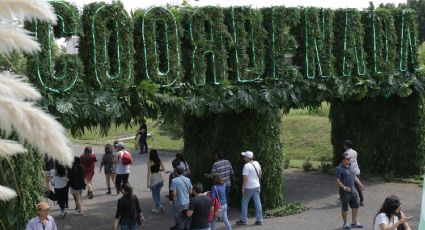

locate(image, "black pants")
(115, 173), (129, 193)
(355, 175), (363, 202)
(54, 186), (69, 210)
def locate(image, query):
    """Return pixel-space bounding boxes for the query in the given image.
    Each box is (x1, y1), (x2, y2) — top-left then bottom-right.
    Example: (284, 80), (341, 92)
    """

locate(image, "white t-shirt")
(115, 151), (130, 174)
(345, 148), (360, 175)
(242, 161), (261, 189)
(374, 213), (399, 230)
(52, 169), (68, 189)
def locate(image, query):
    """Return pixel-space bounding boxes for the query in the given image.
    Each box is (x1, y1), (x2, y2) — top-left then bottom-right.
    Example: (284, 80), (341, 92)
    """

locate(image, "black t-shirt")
(188, 195), (212, 229)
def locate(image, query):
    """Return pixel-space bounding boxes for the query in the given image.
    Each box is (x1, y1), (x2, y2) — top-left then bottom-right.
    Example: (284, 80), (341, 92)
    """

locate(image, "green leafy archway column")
(0, 150), (44, 229)
(183, 108), (283, 209)
(330, 93), (425, 176)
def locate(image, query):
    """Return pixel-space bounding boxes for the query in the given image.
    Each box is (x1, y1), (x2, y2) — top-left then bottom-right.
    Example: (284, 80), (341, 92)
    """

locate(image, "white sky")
(70, 0), (408, 11)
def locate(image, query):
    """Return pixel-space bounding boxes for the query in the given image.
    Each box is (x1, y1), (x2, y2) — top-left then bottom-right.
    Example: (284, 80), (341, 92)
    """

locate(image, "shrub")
(320, 156), (333, 173)
(303, 158), (313, 171)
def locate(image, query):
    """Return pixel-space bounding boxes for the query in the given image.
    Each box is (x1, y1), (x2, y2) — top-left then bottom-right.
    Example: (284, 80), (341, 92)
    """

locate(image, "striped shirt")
(211, 159), (234, 186)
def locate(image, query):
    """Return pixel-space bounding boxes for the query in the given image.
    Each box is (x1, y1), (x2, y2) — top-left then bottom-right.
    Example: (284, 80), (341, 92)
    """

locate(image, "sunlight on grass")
(68, 119), (183, 152)
(69, 103), (332, 161)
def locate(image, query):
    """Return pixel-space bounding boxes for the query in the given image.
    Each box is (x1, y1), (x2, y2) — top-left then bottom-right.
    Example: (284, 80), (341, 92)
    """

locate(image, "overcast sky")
(70, 0), (408, 11)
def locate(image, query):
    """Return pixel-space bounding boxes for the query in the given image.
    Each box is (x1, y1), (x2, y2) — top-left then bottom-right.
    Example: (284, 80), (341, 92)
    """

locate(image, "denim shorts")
(339, 191), (359, 211)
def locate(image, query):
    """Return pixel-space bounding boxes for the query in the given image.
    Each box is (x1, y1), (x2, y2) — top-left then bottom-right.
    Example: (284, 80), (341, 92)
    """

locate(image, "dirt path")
(48, 145), (421, 230)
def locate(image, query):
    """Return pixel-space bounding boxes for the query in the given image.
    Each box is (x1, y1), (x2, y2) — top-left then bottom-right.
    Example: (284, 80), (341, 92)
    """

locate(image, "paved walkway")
(49, 145), (421, 229)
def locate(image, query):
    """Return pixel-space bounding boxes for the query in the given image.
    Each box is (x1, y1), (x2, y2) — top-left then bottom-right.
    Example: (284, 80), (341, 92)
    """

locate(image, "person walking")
(25, 202), (57, 230)
(374, 195), (411, 230)
(187, 183), (213, 230)
(175, 153), (190, 177)
(147, 149), (165, 213)
(344, 140), (364, 206)
(68, 156), (85, 215)
(169, 165), (192, 230)
(210, 175), (232, 230)
(137, 122), (148, 154)
(114, 142), (131, 194)
(52, 162), (69, 219)
(100, 144), (116, 195)
(80, 146), (97, 199)
(43, 155), (54, 199)
(336, 152), (365, 229)
(114, 183), (144, 230)
(236, 151), (263, 226)
(206, 151), (234, 203)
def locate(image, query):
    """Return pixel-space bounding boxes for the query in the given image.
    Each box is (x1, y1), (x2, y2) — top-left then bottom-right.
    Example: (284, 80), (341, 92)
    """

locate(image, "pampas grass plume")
(0, 71), (41, 100)
(0, 140), (26, 157)
(0, 26), (40, 54)
(0, 186), (17, 201)
(0, 96), (73, 166)
(0, 0), (57, 24)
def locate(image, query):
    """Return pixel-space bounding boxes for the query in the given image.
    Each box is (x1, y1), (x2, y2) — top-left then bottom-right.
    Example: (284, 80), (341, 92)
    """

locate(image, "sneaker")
(255, 221), (263, 225)
(151, 208), (159, 213)
(61, 212), (67, 219)
(351, 222), (363, 228)
(74, 211), (83, 216)
(106, 190), (111, 195)
(236, 220), (247, 225)
(343, 223), (351, 229)
(160, 205), (164, 213)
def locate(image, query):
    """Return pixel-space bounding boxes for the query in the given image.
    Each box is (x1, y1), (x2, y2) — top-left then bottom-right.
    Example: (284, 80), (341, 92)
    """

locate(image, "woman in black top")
(147, 149), (165, 213)
(114, 183), (143, 230)
(68, 157), (85, 215)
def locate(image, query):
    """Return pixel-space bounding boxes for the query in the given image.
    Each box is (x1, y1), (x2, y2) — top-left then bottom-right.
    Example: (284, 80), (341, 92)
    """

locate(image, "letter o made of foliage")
(142, 7), (182, 87)
(91, 5), (133, 85)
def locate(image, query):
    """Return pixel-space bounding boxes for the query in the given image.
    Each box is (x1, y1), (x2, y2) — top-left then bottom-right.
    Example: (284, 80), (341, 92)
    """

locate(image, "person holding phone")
(374, 195), (411, 230)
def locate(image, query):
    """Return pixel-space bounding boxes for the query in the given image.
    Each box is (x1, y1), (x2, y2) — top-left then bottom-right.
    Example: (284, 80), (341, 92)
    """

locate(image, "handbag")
(149, 172), (164, 188)
(214, 186), (222, 217)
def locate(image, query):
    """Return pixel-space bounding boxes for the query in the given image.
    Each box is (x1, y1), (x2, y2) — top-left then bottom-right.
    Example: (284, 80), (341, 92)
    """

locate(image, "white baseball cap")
(241, 151), (254, 159)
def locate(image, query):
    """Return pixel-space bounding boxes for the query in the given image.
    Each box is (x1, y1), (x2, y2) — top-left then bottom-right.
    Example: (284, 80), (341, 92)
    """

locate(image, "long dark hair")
(72, 157), (84, 178)
(81, 146), (92, 165)
(105, 144), (113, 154)
(121, 183), (134, 210)
(374, 195), (401, 224)
(176, 153), (185, 163)
(55, 161), (67, 177)
(149, 149), (161, 165)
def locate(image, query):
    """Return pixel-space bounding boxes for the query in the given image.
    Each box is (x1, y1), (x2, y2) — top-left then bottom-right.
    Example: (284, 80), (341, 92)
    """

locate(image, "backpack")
(121, 151), (133, 165)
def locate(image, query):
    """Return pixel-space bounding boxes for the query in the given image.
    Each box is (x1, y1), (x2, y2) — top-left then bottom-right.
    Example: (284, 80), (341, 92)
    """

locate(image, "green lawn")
(68, 120), (184, 152)
(69, 104), (332, 162)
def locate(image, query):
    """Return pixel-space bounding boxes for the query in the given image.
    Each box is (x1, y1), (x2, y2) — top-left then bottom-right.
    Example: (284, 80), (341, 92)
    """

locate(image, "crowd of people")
(26, 136), (413, 230)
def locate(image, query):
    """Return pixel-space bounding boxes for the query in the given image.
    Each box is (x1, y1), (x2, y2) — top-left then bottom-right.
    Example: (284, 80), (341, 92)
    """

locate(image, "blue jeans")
(211, 204), (232, 230)
(139, 138), (148, 153)
(240, 187), (262, 223)
(225, 185), (230, 204)
(151, 182), (163, 208)
(173, 204), (190, 229)
(120, 222), (137, 230)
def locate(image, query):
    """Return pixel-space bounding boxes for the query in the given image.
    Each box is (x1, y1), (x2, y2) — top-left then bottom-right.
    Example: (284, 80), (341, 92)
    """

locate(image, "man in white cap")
(236, 151), (263, 226)
(113, 142), (131, 194)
